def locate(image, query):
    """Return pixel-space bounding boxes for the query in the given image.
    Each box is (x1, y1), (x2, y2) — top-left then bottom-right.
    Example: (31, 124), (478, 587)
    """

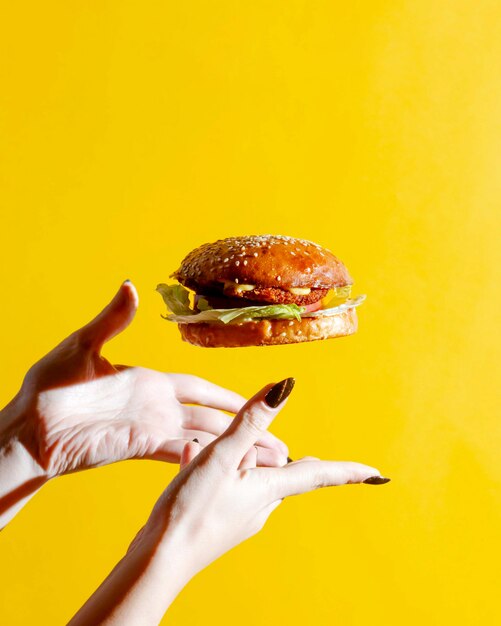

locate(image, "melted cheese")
(288, 287), (311, 295)
(224, 281), (256, 293)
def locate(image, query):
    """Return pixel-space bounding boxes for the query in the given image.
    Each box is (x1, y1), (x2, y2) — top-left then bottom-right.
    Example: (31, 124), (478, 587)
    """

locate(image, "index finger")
(214, 378), (295, 468)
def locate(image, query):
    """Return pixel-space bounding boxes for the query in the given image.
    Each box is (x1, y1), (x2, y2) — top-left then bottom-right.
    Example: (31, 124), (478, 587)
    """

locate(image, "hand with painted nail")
(69, 379), (389, 626)
(0, 282), (287, 528)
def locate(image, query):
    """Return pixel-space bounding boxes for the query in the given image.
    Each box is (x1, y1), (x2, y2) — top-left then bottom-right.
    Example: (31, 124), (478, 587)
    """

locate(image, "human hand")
(69, 378), (388, 626)
(143, 378), (389, 577)
(1, 281), (287, 479)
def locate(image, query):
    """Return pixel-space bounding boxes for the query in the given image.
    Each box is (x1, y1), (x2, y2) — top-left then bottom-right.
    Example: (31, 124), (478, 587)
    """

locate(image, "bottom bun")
(178, 308), (358, 348)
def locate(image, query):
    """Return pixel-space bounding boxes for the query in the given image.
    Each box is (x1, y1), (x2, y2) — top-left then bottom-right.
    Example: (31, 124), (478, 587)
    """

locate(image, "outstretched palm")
(13, 282), (287, 477)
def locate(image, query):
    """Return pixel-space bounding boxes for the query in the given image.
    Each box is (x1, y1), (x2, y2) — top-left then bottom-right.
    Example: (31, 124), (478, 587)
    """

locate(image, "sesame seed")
(223, 258), (229, 262)
(277, 276), (281, 281)
(235, 260), (240, 266)
(243, 260), (248, 265)
(235, 278), (239, 283)
(253, 252), (258, 257)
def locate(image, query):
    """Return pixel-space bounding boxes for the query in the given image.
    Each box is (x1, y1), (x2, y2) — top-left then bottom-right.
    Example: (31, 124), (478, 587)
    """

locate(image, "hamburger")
(157, 234), (365, 348)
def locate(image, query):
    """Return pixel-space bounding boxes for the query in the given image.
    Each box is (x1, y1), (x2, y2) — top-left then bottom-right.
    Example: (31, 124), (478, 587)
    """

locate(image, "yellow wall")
(1, 2), (500, 624)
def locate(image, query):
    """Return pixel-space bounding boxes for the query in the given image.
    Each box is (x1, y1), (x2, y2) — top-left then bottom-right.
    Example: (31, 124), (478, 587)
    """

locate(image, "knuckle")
(206, 445), (231, 471)
(75, 330), (94, 352)
(259, 470), (277, 494)
(241, 407), (269, 436)
(313, 470), (328, 490)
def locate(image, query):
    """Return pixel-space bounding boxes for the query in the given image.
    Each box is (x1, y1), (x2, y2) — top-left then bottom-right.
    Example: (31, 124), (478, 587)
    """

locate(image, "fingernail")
(192, 438), (199, 444)
(363, 476), (391, 485)
(287, 456), (294, 464)
(265, 378), (295, 408)
(123, 279), (131, 284)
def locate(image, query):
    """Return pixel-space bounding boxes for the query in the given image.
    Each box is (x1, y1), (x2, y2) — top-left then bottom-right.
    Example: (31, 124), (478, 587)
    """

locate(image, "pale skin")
(69, 381), (385, 626)
(0, 281), (388, 624)
(0, 281), (287, 529)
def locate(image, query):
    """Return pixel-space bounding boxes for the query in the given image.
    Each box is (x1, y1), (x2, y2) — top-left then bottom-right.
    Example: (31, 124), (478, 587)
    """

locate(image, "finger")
(183, 406), (289, 456)
(140, 433), (216, 463)
(286, 455), (319, 465)
(266, 460), (383, 499)
(239, 446), (258, 470)
(142, 433), (280, 466)
(136, 438), (188, 463)
(78, 281), (138, 352)
(256, 447), (287, 468)
(181, 430), (219, 447)
(180, 440), (201, 470)
(183, 406), (232, 433)
(214, 378), (295, 468)
(169, 374), (246, 414)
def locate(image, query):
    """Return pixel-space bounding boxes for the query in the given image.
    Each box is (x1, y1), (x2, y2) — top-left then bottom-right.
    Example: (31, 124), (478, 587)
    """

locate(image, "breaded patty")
(205, 285), (329, 306)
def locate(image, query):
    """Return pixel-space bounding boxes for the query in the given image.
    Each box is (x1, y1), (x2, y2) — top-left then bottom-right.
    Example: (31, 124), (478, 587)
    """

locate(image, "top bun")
(172, 235), (352, 291)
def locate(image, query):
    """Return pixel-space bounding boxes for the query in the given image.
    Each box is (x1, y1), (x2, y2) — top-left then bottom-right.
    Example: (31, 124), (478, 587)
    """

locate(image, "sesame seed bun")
(177, 308), (358, 348)
(172, 235), (352, 294)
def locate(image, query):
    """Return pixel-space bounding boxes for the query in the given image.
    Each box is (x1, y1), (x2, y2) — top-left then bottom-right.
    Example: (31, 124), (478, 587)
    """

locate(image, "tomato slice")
(302, 300), (323, 313)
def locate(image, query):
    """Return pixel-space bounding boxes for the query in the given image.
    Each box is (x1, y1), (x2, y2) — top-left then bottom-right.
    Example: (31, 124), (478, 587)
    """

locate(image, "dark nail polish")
(363, 476), (391, 485)
(124, 279), (131, 284)
(264, 378), (295, 408)
(287, 457), (294, 464)
(192, 438), (199, 444)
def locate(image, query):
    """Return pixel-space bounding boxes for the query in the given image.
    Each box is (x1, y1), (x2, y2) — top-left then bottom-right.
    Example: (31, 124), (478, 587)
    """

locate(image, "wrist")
(0, 401), (48, 528)
(69, 523), (198, 625)
(135, 519), (200, 588)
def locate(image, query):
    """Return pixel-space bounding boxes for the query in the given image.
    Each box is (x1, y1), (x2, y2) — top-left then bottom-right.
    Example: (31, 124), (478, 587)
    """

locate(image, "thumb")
(78, 281), (138, 352)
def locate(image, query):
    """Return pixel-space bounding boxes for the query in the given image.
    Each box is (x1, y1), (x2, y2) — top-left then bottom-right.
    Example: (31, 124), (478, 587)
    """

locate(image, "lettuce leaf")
(157, 282), (365, 325)
(196, 297), (211, 311)
(165, 303), (305, 325)
(156, 283), (193, 316)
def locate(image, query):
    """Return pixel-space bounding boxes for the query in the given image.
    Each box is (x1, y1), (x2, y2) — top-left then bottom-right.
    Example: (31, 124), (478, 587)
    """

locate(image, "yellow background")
(1, 1), (500, 624)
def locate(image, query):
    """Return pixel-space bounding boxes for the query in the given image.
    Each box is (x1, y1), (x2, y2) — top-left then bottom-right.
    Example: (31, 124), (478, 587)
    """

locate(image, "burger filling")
(221, 283), (330, 306)
(194, 294), (325, 312)
(157, 283), (364, 325)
